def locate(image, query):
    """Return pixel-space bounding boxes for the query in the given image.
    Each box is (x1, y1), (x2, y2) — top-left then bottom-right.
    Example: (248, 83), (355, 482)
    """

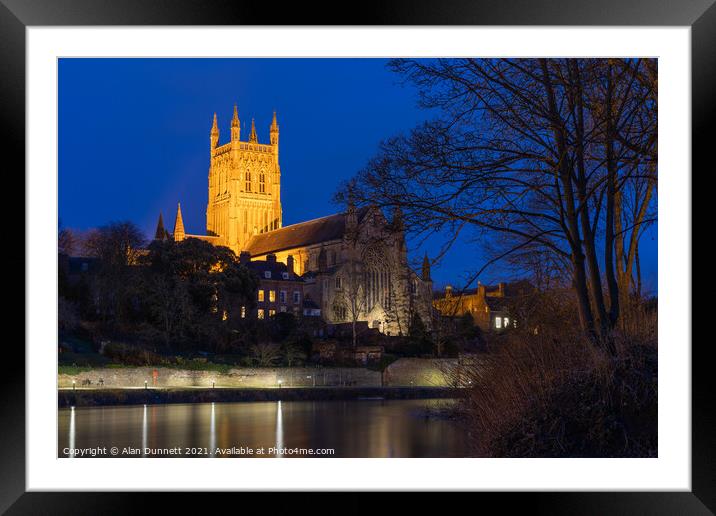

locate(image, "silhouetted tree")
(339, 58), (657, 352)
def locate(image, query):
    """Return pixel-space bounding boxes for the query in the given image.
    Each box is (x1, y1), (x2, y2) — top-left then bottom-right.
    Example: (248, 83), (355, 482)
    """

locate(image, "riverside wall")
(58, 358), (476, 389)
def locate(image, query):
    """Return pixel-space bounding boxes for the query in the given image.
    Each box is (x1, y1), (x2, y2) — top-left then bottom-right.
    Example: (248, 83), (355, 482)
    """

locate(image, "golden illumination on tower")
(205, 106), (282, 255)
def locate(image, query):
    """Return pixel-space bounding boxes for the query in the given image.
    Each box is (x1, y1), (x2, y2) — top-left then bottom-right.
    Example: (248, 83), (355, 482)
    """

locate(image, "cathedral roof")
(244, 206), (371, 256)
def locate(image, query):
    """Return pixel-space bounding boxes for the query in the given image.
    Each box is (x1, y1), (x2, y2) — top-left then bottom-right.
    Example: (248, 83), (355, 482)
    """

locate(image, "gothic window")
(259, 172), (265, 193)
(363, 246), (390, 311)
(335, 276), (343, 289)
(246, 170), (252, 192)
(333, 303), (347, 320)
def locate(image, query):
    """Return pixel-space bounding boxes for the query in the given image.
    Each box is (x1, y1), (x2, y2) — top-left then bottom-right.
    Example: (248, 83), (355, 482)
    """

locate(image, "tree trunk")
(604, 62), (621, 334)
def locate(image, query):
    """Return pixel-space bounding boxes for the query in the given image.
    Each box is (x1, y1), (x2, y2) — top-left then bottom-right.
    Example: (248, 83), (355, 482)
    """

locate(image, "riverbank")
(58, 386), (465, 407)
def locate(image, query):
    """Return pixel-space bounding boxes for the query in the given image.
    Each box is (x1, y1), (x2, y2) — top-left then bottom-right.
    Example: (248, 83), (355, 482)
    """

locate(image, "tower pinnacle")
(231, 104), (240, 141)
(270, 110), (279, 146)
(210, 113), (219, 149)
(422, 252), (431, 282)
(249, 118), (258, 143)
(173, 202), (186, 242)
(154, 212), (168, 241)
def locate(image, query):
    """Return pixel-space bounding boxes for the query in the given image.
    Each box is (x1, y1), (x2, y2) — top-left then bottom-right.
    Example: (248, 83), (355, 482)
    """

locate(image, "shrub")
(102, 342), (166, 366)
(457, 319), (657, 457)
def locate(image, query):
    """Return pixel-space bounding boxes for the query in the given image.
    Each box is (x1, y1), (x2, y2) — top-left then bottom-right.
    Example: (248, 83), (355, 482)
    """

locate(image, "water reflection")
(68, 406), (75, 458)
(209, 402), (216, 458)
(275, 400), (283, 458)
(142, 404), (147, 457)
(58, 399), (468, 458)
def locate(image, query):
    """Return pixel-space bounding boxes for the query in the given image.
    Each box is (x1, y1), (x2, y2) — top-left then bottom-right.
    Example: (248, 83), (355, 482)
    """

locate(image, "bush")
(457, 321), (657, 457)
(102, 342), (167, 366)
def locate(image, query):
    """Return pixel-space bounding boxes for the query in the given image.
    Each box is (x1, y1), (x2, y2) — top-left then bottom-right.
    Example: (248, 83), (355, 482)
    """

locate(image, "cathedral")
(156, 106), (433, 336)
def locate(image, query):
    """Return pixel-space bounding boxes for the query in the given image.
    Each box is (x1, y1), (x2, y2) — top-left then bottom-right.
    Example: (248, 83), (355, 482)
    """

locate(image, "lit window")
(504, 317), (510, 327)
(258, 290), (264, 302)
(280, 290), (287, 303)
(269, 290), (276, 302)
(257, 309), (265, 319)
(269, 309), (276, 317)
(495, 317), (502, 329)
(222, 310), (228, 321)
(293, 291), (300, 304)
(240, 306), (246, 318)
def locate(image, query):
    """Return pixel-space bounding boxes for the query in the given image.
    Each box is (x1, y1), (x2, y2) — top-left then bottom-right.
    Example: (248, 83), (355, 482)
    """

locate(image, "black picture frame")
(2, 0), (708, 513)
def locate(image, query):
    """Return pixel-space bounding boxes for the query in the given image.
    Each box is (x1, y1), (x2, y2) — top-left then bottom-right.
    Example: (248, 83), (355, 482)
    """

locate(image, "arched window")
(363, 246), (390, 311)
(259, 172), (265, 193)
(245, 170), (252, 192)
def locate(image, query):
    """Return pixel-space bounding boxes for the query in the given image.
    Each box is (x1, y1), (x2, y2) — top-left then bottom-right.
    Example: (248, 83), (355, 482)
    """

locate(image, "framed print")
(2, 0), (710, 512)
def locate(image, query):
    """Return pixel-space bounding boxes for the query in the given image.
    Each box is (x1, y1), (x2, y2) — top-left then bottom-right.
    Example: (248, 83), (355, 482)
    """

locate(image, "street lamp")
(277, 379), (282, 389)
(212, 381), (215, 389)
(144, 380), (148, 390)
(72, 380), (76, 391)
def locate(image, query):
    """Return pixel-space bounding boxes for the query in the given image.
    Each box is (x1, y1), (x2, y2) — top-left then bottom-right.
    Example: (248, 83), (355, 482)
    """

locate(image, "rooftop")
(245, 206), (370, 257)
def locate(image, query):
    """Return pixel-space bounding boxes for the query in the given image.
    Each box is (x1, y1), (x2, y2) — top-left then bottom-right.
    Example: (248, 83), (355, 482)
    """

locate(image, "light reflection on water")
(58, 399), (468, 458)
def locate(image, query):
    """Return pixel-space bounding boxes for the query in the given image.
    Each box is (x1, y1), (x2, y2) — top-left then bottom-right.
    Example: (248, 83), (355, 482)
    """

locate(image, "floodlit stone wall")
(58, 358), (476, 389)
(58, 366), (382, 389)
(383, 358), (461, 387)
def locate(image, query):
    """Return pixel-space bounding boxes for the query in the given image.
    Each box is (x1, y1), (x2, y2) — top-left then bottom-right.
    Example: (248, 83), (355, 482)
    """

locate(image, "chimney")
(287, 255), (294, 275)
(267, 254), (277, 265)
(478, 283), (486, 299)
(239, 251), (251, 265)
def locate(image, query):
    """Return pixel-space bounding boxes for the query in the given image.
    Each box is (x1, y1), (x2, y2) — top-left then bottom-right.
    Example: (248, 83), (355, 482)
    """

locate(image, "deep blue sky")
(59, 58), (657, 292)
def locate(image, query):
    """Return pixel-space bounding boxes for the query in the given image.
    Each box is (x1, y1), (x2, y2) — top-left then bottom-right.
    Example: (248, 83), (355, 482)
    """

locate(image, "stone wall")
(58, 358), (480, 389)
(383, 358), (459, 387)
(58, 366), (382, 389)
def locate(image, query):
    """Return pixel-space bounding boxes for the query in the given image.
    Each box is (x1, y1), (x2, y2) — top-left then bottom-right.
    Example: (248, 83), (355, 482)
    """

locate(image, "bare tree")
(250, 342), (281, 367)
(340, 58), (657, 351)
(337, 222), (367, 349)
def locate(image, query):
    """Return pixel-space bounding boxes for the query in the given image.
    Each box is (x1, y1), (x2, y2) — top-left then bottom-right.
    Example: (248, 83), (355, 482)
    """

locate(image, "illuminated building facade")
(158, 106), (433, 335)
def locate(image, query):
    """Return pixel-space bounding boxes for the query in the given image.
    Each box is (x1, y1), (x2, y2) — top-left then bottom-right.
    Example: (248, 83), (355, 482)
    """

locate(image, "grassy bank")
(58, 386), (464, 408)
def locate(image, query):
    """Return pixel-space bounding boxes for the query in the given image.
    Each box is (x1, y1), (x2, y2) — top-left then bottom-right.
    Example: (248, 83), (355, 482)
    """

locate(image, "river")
(58, 399), (470, 458)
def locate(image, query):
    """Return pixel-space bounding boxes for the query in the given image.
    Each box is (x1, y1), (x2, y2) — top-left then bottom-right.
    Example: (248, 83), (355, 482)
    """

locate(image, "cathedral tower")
(205, 107), (282, 255)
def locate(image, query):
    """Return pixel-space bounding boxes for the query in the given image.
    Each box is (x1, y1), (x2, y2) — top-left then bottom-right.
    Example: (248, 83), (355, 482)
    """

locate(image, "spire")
(173, 203), (185, 242)
(154, 212), (167, 241)
(270, 110), (279, 146)
(249, 118), (258, 143)
(422, 252), (431, 282)
(345, 184), (358, 233)
(231, 104), (240, 141)
(210, 113), (219, 149)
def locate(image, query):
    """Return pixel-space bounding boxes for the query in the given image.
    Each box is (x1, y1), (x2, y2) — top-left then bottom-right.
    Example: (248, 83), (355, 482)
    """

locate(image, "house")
(433, 281), (530, 332)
